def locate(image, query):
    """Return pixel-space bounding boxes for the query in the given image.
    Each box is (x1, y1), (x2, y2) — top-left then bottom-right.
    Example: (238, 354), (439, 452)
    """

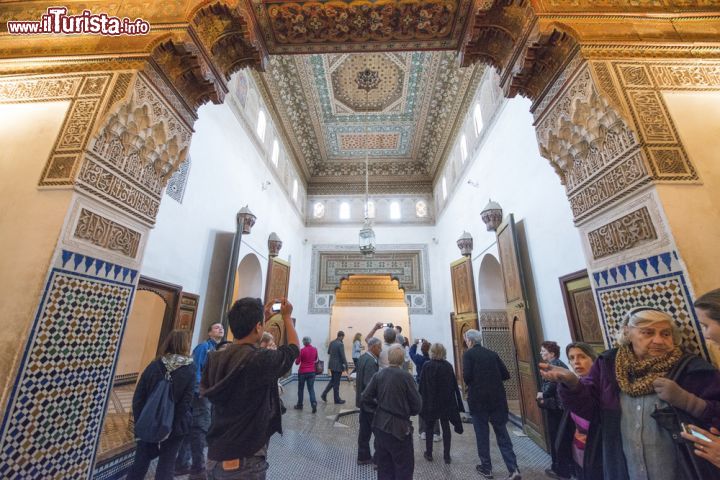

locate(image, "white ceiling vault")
(254, 52), (485, 195)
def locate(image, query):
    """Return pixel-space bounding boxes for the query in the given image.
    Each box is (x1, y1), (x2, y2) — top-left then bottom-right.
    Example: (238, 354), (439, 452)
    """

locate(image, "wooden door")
(136, 276), (182, 356)
(560, 270), (605, 352)
(175, 292), (199, 334)
(264, 257), (291, 303)
(496, 215), (546, 449)
(450, 256), (479, 392)
(263, 258), (291, 347)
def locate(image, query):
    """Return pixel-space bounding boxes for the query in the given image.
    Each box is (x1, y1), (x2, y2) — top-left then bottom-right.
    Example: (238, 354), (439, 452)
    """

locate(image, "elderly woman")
(680, 289), (720, 469)
(540, 307), (720, 480)
(537, 341), (572, 480)
(558, 342), (599, 480)
(418, 343), (464, 464)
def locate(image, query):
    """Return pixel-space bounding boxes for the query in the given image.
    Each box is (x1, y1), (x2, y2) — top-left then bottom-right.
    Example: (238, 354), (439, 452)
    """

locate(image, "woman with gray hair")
(294, 336), (319, 413)
(540, 307), (720, 480)
(418, 342), (464, 464)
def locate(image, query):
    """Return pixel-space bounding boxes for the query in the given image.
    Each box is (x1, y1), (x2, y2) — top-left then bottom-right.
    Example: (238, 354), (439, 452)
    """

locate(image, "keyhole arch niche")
(329, 275), (410, 362)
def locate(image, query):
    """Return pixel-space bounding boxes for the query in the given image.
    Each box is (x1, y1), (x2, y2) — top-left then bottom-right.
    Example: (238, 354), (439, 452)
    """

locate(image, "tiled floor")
(147, 381), (553, 479)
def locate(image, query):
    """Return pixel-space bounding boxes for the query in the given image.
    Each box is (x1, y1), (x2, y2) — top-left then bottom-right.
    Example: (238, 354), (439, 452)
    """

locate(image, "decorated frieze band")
(73, 208), (142, 259)
(587, 207), (657, 260)
(568, 152), (650, 222)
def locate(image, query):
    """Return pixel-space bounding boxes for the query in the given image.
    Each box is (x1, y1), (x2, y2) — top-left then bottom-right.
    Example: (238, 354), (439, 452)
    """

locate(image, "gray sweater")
(362, 366), (422, 440)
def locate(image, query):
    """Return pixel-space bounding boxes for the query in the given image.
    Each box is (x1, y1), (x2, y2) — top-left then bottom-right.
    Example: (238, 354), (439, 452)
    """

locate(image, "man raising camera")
(201, 297), (299, 479)
(366, 322), (402, 370)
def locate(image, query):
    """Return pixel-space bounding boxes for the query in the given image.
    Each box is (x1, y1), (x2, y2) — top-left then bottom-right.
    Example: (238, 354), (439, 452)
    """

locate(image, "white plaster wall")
(299, 225), (445, 365)
(0, 101), (74, 405)
(141, 101), (306, 347)
(434, 98), (586, 363)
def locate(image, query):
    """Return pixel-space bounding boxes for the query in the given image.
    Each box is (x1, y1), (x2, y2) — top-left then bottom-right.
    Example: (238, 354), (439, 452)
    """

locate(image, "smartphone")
(682, 423), (713, 443)
(271, 302), (282, 313)
(381, 322), (394, 328)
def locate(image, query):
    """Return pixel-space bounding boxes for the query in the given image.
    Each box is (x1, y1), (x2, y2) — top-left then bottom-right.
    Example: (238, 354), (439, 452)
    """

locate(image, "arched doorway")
(329, 275), (410, 366)
(225, 253), (263, 341)
(96, 278), (181, 463)
(477, 254), (521, 418)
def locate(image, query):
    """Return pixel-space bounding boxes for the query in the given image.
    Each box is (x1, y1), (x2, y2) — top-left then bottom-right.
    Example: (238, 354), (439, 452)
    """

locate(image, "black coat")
(355, 352), (379, 411)
(327, 338), (347, 372)
(132, 357), (196, 438)
(462, 344), (510, 413)
(540, 357), (568, 410)
(419, 359), (463, 427)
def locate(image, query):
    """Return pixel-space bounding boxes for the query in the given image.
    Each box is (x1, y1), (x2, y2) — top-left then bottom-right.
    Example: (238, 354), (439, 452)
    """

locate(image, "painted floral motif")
(267, 0), (456, 45)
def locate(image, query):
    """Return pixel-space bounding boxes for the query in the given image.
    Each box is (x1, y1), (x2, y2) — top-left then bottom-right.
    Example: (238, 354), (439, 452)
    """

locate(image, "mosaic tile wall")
(0, 250), (136, 479)
(592, 250), (707, 358)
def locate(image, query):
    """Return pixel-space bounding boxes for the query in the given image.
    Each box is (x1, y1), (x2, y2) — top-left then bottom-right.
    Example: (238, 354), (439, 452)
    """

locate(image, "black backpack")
(134, 366), (175, 443)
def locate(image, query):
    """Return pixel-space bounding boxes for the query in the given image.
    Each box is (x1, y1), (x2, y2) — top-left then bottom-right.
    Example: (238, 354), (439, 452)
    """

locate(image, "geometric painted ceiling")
(257, 52), (484, 194)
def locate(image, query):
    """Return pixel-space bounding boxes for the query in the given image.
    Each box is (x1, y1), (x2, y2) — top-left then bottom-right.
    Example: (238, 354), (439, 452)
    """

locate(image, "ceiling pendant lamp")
(356, 63), (380, 257)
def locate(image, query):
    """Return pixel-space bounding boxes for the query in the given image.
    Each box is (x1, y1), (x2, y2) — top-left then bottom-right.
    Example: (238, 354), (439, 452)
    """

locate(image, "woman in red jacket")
(294, 336), (319, 413)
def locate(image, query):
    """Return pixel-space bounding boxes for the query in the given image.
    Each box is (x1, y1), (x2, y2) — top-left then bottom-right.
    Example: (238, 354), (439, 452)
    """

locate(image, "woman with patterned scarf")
(539, 307), (720, 480)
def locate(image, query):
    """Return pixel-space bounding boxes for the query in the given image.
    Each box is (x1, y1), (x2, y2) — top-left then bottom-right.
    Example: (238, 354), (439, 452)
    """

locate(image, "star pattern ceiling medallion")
(256, 52), (485, 193)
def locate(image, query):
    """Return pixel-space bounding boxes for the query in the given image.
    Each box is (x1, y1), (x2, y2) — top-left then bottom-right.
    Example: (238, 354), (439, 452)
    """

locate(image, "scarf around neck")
(615, 344), (683, 397)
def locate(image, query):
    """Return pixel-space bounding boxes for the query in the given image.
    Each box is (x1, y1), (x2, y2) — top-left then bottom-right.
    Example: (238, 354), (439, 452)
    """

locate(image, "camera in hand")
(381, 322), (394, 328)
(271, 302), (282, 313)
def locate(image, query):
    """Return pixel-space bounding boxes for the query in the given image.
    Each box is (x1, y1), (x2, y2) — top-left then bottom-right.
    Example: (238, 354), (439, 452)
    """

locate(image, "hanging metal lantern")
(359, 218), (376, 257)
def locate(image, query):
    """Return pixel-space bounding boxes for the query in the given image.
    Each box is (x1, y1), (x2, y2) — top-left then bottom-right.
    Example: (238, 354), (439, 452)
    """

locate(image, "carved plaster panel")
(578, 188), (675, 272)
(84, 73), (193, 225)
(587, 206), (657, 260)
(535, 65), (644, 204)
(62, 195), (148, 269)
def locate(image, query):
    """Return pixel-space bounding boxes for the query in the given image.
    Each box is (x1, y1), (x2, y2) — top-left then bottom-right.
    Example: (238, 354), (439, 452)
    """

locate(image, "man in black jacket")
(321, 330), (348, 404)
(362, 347), (422, 480)
(463, 329), (521, 480)
(355, 337), (382, 465)
(201, 297), (299, 480)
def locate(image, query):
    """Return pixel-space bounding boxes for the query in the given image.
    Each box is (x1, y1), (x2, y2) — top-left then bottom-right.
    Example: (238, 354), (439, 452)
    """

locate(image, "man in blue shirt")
(175, 322), (224, 478)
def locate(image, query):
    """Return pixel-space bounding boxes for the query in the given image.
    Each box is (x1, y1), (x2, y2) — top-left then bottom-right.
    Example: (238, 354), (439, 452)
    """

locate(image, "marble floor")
(145, 380), (553, 479)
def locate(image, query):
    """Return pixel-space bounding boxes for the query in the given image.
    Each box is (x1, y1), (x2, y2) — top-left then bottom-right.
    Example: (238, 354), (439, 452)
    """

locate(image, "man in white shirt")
(366, 323), (402, 369)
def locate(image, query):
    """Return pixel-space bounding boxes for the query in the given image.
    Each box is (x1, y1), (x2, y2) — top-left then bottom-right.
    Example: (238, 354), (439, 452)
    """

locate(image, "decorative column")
(457, 231), (474, 257)
(268, 232), (283, 258)
(459, 2), (720, 358)
(220, 206), (257, 329)
(0, 3), (266, 478)
(480, 200), (503, 232)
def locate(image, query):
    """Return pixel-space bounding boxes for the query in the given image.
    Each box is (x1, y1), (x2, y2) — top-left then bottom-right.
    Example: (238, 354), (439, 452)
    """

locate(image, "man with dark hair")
(356, 337), (382, 466)
(175, 322), (224, 479)
(321, 330), (347, 404)
(201, 298), (299, 479)
(394, 325), (405, 346)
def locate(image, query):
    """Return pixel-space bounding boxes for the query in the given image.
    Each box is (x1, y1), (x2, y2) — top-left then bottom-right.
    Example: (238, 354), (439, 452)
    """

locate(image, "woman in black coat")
(126, 330), (196, 480)
(418, 342), (464, 464)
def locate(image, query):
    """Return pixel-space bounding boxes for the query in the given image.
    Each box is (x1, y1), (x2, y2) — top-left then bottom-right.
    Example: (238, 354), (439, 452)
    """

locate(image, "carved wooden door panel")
(175, 292), (199, 334)
(450, 257), (479, 392)
(496, 215), (547, 449)
(264, 257), (291, 304)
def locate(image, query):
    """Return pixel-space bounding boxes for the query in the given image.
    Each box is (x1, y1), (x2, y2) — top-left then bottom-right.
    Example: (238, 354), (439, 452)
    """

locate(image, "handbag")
(315, 359), (324, 375)
(650, 354), (720, 480)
